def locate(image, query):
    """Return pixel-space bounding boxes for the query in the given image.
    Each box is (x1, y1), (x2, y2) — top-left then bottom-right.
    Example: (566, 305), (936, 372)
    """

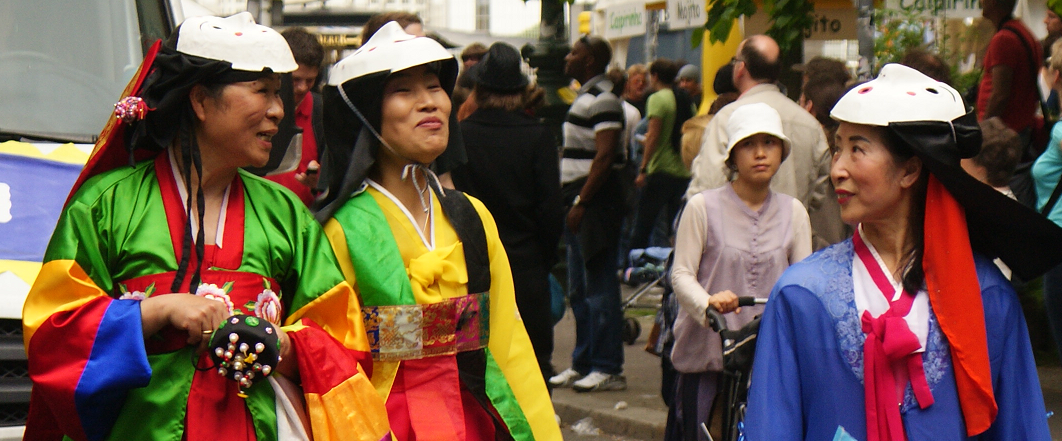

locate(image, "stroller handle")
(706, 296), (764, 332)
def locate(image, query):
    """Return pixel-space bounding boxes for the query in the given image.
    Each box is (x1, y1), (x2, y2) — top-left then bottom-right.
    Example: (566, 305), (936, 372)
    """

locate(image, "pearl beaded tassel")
(210, 316), (278, 398)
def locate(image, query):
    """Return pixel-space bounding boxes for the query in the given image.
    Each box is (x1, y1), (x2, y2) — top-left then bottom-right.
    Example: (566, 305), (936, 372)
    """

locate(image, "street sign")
(746, 7), (858, 40)
(603, 3), (647, 40)
(884, 0), (983, 18)
(666, 0), (706, 30)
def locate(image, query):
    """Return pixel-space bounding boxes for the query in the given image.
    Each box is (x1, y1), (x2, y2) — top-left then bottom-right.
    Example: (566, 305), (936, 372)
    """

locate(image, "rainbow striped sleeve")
(279, 203), (389, 440)
(285, 320), (391, 441)
(22, 198), (151, 441)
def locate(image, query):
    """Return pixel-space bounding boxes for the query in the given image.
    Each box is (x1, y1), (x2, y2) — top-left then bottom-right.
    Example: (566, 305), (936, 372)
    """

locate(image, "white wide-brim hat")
(328, 21), (456, 87)
(831, 63), (964, 127)
(177, 12), (297, 73)
(315, 21), (461, 223)
(829, 63), (1062, 283)
(725, 102), (792, 161)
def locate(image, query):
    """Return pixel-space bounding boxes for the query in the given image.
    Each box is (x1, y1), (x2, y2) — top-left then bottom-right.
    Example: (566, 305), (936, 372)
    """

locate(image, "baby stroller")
(703, 296), (766, 441)
(619, 247), (673, 345)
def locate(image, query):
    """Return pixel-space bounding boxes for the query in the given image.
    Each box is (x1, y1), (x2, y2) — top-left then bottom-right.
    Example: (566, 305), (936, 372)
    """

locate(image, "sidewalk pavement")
(549, 286), (1062, 440)
(548, 288), (666, 440)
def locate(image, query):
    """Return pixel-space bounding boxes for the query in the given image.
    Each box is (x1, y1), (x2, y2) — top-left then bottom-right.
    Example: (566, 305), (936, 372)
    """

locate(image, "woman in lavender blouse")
(666, 102), (812, 441)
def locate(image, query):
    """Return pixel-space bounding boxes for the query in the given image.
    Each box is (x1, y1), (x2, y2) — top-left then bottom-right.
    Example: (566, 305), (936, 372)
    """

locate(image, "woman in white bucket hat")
(667, 102), (812, 441)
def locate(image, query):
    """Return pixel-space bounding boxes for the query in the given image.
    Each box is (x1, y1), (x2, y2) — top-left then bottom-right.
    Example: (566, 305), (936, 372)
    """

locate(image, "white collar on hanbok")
(852, 224), (930, 353)
(366, 178), (436, 250)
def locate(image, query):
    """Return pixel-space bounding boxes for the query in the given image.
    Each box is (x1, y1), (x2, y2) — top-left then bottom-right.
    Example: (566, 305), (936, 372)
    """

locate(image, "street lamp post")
(524, 0), (571, 144)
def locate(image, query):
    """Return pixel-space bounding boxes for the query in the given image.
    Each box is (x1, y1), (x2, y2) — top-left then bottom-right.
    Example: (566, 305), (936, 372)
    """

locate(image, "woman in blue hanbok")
(744, 64), (1062, 441)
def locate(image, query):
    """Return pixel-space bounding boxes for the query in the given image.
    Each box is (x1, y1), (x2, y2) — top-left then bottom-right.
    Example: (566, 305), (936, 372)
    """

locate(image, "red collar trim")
(155, 153), (246, 280)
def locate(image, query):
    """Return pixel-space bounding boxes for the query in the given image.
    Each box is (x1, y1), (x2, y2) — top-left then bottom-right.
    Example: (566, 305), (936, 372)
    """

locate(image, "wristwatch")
(572, 195), (582, 206)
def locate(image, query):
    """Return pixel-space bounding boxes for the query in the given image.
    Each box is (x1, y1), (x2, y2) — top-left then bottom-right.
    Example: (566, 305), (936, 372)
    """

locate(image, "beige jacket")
(680, 114), (714, 170)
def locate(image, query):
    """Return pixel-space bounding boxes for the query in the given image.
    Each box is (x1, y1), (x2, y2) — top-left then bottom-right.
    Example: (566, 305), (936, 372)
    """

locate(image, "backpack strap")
(1000, 24), (1048, 115)
(1000, 25), (1062, 215)
(1042, 167), (1062, 216)
(311, 91), (326, 164)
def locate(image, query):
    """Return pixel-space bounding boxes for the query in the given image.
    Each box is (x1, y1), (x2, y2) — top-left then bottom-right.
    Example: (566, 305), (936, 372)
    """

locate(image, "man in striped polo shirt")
(549, 35), (628, 392)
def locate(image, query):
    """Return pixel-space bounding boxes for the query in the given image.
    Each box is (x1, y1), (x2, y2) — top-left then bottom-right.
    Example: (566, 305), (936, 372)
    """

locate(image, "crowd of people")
(20, 1), (1062, 440)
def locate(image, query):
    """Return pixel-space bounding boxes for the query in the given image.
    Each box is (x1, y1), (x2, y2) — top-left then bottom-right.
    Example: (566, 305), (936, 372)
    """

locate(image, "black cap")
(468, 42), (529, 93)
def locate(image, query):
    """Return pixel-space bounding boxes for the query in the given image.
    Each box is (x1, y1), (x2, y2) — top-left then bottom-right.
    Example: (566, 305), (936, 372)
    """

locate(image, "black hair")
(713, 63), (738, 95)
(802, 56), (850, 86)
(361, 12), (422, 43)
(802, 79), (845, 129)
(649, 59), (679, 85)
(282, 27), (325, 69)
(881, 128), (930, 296)
(578, 35), (612, 75)
(150, 26), (272, 293)
(170, 103), (206, 293)
(607, 66), (627, 95)
(974, 117), (1023, 187)
(901, 49), (953, 86)
(741, 40), (781, 83)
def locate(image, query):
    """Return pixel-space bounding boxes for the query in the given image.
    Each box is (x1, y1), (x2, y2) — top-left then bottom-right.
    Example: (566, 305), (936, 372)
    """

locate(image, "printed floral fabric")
(364, 292), (490, 360)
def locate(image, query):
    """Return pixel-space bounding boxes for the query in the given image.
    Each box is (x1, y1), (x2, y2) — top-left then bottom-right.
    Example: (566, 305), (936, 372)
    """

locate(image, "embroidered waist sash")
(363, 291), (490, 361)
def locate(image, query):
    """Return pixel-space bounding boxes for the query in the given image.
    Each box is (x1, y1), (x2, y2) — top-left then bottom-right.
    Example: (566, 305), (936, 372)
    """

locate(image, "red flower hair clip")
(113, 96), (152, 123)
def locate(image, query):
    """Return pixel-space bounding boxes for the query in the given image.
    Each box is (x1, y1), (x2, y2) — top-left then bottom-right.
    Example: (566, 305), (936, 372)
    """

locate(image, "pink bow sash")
(854, 231), (934, 441)
(861, 308), (935, 441)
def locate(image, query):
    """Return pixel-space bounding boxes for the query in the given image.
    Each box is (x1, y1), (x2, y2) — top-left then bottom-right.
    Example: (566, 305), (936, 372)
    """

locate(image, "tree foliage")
(872, 8), (926, 73)
(701, 0), (815, 53)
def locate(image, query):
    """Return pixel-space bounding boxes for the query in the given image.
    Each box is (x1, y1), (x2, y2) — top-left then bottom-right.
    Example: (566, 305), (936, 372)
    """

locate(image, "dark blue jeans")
(630, 173), (690, 250)
(565, 226), (624, 375)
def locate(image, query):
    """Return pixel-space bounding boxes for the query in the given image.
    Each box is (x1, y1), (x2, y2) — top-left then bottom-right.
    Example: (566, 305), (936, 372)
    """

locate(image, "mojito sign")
(604, 3), (646, 39)
(884, 0), (982, 18)
(667, 0), (706, 30)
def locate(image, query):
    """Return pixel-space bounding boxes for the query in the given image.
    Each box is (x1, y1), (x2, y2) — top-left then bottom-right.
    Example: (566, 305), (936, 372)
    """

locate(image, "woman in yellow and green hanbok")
(314, 21), (561, 441)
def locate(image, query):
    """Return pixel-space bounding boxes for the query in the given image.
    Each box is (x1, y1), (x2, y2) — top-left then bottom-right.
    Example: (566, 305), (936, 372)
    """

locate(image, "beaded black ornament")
(208, 314), (281, 398)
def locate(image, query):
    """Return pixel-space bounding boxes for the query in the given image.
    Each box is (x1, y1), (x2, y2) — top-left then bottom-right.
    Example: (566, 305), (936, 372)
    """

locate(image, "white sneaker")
(548, 368), (584, 388)
(572, 371), (627, 392)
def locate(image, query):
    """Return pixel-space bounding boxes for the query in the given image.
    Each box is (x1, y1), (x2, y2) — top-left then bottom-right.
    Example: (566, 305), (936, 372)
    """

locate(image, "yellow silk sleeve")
(467, 197), (562, 441)
(23, 259), (110, 346)
(286, 280), (369, 353)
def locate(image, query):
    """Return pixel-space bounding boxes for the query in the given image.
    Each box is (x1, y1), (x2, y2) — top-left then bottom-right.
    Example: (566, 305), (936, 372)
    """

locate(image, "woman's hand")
(708, 290), (741, 314)
(274, 327), (299, 379)
(294, 160), (320, 189)
(635, 171), (648, 188)
(140, 294), (231, 347)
